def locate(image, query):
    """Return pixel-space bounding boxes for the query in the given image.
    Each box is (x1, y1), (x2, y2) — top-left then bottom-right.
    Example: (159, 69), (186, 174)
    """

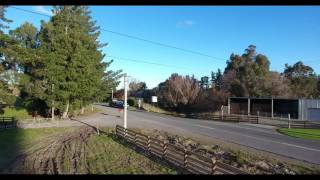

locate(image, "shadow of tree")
(100, 113), (120, 118)
(0, 127), (26, 173)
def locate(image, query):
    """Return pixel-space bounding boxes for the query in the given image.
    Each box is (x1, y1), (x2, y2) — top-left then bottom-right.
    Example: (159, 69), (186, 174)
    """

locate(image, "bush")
(127, 99), (135, 107)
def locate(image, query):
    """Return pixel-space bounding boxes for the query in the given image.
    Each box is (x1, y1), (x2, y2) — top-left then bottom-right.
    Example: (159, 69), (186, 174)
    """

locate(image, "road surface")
(21, 104), (320, 165)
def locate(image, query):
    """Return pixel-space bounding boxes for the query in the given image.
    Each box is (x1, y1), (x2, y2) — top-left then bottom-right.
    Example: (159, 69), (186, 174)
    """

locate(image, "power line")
(10, 6), (52, 17)
(9, 6), (214, 72)
(9, 6), (320, 69)
(9, 6), (226, 61)
(106, 55), (196, 71)
(101, 29), (226, 61)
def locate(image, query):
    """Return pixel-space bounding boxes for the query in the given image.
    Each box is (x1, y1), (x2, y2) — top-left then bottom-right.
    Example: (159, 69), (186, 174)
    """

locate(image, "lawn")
(0, 107), (31, 120)
(0, 127), (177, 174)
(0, 127), (73, 170)
(277, 128), (320, 140)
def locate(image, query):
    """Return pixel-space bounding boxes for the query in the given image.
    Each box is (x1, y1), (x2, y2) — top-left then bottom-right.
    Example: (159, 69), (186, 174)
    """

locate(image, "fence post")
(304, 121), (306, 128)
(288, 114), (291, 129)
(147, 136), (151, 152)
(134, 133), (137, 143)
(124, 127), (127, 138)
(211, 157), (217, 174)
(163, 140), (168, 158)
(221, 108), (224, 121)
(184, 148), (188, 168)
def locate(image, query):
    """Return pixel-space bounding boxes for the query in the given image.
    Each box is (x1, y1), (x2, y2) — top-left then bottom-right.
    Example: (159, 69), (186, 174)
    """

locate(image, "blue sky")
(5, 6), (320, 89)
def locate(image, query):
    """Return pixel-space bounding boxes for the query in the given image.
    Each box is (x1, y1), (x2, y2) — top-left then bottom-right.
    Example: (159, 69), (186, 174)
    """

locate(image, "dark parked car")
(110, 100), (129, 109)
(110, 100), (123, 108)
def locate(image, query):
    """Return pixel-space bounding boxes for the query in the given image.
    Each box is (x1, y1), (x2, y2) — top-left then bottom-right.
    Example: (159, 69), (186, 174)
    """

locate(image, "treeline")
(0, 6), (122, 118)
(132, 45), (320, 113)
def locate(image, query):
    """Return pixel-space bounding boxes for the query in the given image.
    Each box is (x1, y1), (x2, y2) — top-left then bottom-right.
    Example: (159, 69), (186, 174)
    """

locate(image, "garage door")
(308, 108), (320, 121)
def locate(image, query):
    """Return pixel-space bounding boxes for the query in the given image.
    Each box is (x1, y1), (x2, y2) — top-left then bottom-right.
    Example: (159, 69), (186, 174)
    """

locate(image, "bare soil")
(4, 127), (96, 174)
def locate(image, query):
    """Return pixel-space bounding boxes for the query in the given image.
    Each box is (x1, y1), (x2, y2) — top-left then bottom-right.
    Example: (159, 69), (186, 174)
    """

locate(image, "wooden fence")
(0, 117), (17, 129)
(115, 125), (249, 175)
(186, 114), (259, 124)
(185, 113), (320, 129)
(281, 119), (320, 129)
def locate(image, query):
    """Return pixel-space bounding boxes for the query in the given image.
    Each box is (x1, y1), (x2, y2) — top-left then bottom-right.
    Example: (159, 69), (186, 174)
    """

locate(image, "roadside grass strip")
(278, 128), (320, 140)
(0, 127), (177, 174)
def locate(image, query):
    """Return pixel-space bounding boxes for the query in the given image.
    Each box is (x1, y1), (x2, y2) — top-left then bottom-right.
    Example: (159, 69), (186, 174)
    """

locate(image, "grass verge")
(0, 127), (176, 174)
(0, 107), (31, 120)
(277, 128), (320, 140)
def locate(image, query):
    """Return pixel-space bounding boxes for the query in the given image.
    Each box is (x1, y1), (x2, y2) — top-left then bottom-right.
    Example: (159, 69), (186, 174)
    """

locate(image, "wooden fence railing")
(186, 114), (259, 124)
(185, 114), (320, 129)
(281, 119), (320, 129)
(0, 117), (17, 129)
(115, 125), (249, 175)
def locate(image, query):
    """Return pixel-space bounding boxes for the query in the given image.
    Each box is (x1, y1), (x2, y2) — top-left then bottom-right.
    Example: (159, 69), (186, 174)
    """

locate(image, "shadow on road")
(100, 113), (121, 118)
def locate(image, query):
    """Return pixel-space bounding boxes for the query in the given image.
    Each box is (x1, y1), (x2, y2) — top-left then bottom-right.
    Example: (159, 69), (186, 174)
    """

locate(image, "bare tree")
(265, 71), (292, 98)
(129, 78), (147, 92)
(158, 73), (200, 111)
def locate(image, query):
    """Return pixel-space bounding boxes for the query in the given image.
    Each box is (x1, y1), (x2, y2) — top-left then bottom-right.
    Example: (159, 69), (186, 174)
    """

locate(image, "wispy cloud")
(33, 6), (53, 16)
(176, 20), (196, 28)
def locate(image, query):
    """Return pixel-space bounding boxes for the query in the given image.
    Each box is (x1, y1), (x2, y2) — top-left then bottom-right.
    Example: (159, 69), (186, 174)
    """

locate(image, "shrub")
(127, 99), (135, 107)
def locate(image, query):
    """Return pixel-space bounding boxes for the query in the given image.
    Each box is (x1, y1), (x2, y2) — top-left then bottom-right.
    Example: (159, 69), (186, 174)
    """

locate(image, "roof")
(229, 97), (299, 101)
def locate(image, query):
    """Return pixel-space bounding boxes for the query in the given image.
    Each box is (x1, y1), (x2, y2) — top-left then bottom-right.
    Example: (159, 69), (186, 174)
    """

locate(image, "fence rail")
(186, 114), (259, 124)
(184, 113), (320, 129)
(0, 117), (17, 129)
(258, 116), (320, 129)
(115, 125), (249, 175)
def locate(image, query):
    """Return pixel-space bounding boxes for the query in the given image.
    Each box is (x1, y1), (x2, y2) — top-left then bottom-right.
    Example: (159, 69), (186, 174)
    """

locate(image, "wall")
(300, 99), (320, 121)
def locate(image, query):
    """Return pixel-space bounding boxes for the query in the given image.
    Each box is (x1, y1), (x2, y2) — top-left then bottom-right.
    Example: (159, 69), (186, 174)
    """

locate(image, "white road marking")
(193, 124), (320, 152)
(280, 142), (320, 152)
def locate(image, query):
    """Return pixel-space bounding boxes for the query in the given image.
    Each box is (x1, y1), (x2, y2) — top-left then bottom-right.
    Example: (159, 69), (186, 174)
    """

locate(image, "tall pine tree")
(39, 6), (118, 118)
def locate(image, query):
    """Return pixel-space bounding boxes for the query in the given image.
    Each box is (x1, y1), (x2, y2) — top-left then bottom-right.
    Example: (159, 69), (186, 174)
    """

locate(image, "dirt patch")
(4, 127), (96, 174)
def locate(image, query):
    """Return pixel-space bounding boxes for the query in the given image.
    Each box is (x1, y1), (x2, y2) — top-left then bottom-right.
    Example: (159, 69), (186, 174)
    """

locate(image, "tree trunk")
(81, 107), (85, 114)
(62, 101), (69, 119)
(91, 104), (93, 112)
(51, 106), (55, 121)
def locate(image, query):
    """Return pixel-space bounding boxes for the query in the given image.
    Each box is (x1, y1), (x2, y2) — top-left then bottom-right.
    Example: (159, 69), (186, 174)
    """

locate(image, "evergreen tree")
(9, 22), (48, 115)
(223, 45), (271, 97)
(39, 6), (121, 118)
(0, 6), (16, 113)
(284, 61), (318, 98)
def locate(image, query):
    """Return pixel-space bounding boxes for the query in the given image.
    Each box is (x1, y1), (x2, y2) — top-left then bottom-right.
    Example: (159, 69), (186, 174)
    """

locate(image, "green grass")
(0, 127), (71, 170)
(0, 107), (31, 120)
(278, 128), (320, 140)
(85, 131), (176, 174)
(0, 127), (177, 174)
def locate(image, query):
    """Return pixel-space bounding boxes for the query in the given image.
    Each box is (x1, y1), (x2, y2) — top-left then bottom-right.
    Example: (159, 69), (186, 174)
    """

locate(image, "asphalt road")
(81, 104), (320, 165)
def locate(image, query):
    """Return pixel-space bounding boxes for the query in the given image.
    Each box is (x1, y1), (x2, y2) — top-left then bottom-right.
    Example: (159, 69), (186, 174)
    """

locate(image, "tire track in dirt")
(5, 127), (96, 174)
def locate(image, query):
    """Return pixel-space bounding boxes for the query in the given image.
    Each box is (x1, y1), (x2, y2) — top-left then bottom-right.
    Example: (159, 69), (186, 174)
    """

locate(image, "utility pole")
(124, 73), (128, 129)
(288, 113), (291, 129)
(111, 88), (114, 100)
